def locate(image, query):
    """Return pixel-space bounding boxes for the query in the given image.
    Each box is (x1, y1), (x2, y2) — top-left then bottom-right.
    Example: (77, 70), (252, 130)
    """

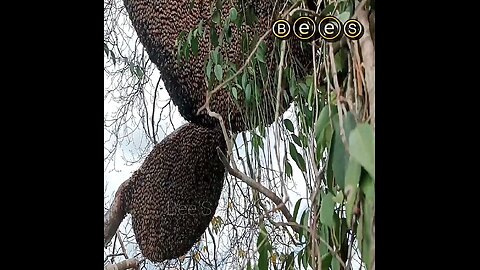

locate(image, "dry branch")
(354, 0), (375, 128)
(216, 147), (302, 234)
(104, 258), (139, 270)
(104, 179), (130, 247)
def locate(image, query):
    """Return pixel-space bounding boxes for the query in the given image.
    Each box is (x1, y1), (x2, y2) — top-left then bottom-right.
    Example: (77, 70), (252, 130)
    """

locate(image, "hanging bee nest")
(123, 0), (313, 132)
(122, 123), (227, 262)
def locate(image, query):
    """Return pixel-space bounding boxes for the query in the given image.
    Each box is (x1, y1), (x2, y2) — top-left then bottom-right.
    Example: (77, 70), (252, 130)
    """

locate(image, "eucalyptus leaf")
(349, 123), (375, 179)
(284, 119), (294, 132)
(320, 193), (335, 228)
(214, 64), (223, 81)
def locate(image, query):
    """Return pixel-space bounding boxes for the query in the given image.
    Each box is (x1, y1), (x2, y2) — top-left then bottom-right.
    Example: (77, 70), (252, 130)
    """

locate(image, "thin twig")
(317, 233), (347, 269)
(217, 147), (302, 234)
(207, 109), (233, 163)
(116, 231), (129, 259)
(273, 38), (288, 205)
(207, 227), (218, 270)
(328, 43), (349, 152)
(151, 77), (161, 144)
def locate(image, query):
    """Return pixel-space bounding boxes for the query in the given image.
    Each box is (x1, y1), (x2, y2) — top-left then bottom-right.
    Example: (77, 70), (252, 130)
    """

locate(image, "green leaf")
(135, 66), (143, 79)
(129, 63), (135, 75)
(110, 51), (116, 65)
(315, 144), (324, 166)
(361, 172), (375, 206)
(197, 20), (204, 38)
(256, 49), (266, 63)
(305, 75), (313, 87)
(187, 30), (193, 45)
(314, 105), (331, 141)
(210, 26), (219, 47)
(307, 82), (314, 107)
(298, 83), (308, 97)
(257, 223), (269, 270)
(302, 104), (313, 129)
(326, 138), (335, 189)
(241, 32), (249, 55)
(289, 142), (297, 160)
(338, 11), (350, 23)
(292, 198), (303, 221)
(300, 209), (309, 241)
(231, 86), (238, 100)
(345, 188), (358, 229)
(331, 256), (341, 270)
(182, 40), (190, 61)
(331, 118), (348, 190)
(225, 24), (233, 43)
(319, 224), (330, 256)
(332, 191), (344, 204)
(288, 67), (297, 97)
(214, 64), (223, 81)
(289, 142), (306, 172)
(213, 47), (220, 64)
(285, 161), (292, 177)
(296, 153), (306, 172)
(245, 83), (252, 102)
(291, 134), (302, 148)
(335, 48), (347, 73)
(241, 71), (247, 90)
(206, 58), (212, 80)
(252, 133), (264, 151)
(176, 32), (185, 61)
(284, 119), (294, 132)
(322, 254), (333, 270)
(302, 245), (309, 270)
(345, 157), (361, 227)
(297, 249), (303, 269)
(345, 157), (361, 190)
(229, 7), (238, 22)
(320, 3), (335, 16)
(245, 5), (258, 26)
(343, 111), (357, 140)
(212, 10), (221, 24)
(256, 41), (266, 63)
(285, 252), (294, 270)
(247, 66), (255, 75)
(247, 260), (252, 270)
(320, 193), (335, 228)
(191, 36), (199, 56)
(349, 123), (375, 179)
(215, 0), (222, 10)
(103, 43), (109, 57)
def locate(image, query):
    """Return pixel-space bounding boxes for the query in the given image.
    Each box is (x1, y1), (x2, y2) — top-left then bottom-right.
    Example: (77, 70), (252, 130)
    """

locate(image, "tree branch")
(355, 5), (375, 129)
(104, 258), (139, 270)
(104, 179), (130, 247)
(216, 147), (301, 234)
